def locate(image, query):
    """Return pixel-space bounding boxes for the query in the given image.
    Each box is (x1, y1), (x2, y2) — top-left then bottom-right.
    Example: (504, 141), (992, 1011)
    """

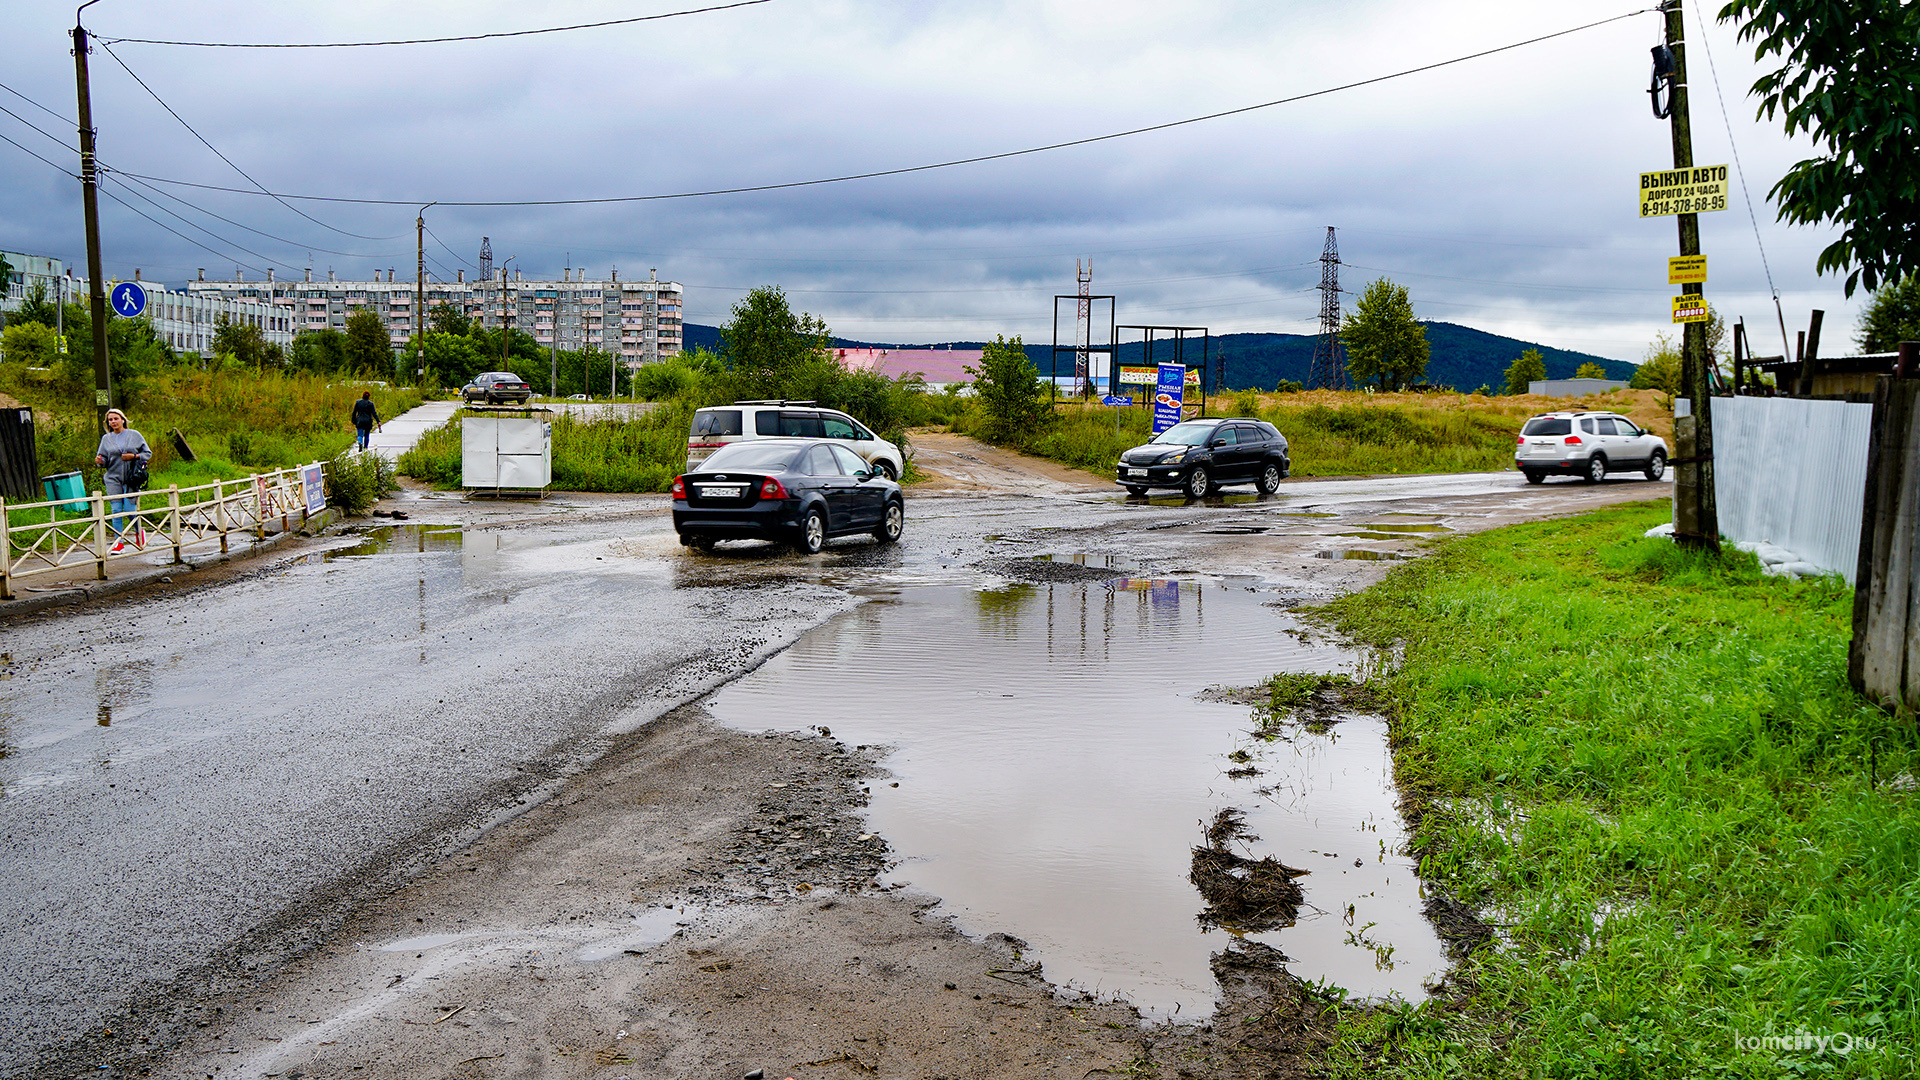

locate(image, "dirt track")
(64, 437), (1660, 1080)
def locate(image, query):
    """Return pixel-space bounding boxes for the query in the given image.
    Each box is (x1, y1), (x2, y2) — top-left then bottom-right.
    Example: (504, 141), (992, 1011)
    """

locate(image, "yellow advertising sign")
(1671, 295), (1709, 323)
(1668, 255), (1708, 285)
(1640, 165), (1729, 217)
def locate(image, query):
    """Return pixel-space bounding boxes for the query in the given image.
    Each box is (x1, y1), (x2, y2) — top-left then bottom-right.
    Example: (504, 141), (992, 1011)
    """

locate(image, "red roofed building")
(834, 347), (981, 385)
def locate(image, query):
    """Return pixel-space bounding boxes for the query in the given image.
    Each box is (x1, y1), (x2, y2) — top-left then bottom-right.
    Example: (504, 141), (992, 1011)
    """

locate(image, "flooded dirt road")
(0, 449), (1668, 1077)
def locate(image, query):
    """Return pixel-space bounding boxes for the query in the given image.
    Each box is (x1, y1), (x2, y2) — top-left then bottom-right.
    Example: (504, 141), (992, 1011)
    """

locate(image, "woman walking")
(93, 408), (152, 553)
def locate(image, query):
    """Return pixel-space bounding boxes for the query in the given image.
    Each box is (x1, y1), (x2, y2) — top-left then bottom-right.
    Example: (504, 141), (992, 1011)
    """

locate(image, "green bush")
(321, 449), (397, 515)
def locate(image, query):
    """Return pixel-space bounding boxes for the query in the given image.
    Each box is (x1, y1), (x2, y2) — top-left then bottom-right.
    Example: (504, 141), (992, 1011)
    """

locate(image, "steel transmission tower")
(478, 237), (493, 283)
(1075, 260), (1093, 396)
(1307, 227), (1345, 390)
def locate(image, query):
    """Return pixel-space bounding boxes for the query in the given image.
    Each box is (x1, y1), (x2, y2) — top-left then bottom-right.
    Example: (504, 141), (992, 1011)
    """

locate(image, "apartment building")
(3, 251), (294, 355)
(188, 268), (683, 365)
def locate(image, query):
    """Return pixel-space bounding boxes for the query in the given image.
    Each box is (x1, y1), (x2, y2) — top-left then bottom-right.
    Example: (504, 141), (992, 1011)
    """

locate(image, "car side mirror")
(1209, 438), (1227, 447)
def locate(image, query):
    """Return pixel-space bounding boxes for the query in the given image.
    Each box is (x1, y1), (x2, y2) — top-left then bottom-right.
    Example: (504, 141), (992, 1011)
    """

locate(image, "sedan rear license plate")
(1125, 468), (1147, 477)
(696, 485), (745, 498)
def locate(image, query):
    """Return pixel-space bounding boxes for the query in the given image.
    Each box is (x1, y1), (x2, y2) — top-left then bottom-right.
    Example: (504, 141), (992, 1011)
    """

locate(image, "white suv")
(1515, 410), (1668, 484)
(686, 401), (906, 480)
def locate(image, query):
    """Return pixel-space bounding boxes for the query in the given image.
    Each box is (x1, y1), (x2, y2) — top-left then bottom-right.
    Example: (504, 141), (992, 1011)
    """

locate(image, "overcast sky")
(0, 0), (1862, 362)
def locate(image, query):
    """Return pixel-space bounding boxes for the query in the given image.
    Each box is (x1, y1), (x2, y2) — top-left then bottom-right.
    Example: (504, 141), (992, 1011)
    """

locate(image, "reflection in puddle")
(1353, 523), (1452, 533)
(706, 582), (1445, 1018)
(1315, 549), (1410, 561)
(323, 525), (465, 560)
(1034, 552), (1136, 571)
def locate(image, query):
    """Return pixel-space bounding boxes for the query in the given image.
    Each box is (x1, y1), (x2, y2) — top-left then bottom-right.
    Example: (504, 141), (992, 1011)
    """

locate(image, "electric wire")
(96, 181), (269, 275)
(112, 169), (401, 259)
(424, 225), (475, 270)
(103, 173), (296, 274)
(97, 39), (399, 239)
(112, 8), (1654, 208)
(1690, 0), (1793, 360)
(0, 127), (73, 175)
(96, 0), (776, 48)
(0, 79), (74, 126)
(0, 102), (78, 153)
(1341, 260), (1666, 295)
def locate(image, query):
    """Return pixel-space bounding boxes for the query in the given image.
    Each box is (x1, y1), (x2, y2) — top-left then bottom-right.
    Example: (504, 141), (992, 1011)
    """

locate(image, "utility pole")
(72, 5), (111, 431)
(499, 256), (516, 375)
(414, 202), (433, 389)
(1661, 0), (1717, 551)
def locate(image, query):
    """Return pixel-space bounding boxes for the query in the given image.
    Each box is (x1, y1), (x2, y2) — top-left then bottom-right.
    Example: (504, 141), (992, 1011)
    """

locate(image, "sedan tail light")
(760, 477), (789, 500)
(671, 476), (685, 498)
(1564, 435), (1583, 446)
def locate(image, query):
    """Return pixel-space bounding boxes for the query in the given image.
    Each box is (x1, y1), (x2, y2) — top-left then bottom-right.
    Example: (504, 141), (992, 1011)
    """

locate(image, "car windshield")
(699, 443), (802, 471)
(1522, 417), (1573, 436)
(1151, 422), (1217, 446)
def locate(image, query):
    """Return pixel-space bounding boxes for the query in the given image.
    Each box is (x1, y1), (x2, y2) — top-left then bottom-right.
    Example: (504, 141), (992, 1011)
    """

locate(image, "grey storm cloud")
(0, 0), (1857, 361)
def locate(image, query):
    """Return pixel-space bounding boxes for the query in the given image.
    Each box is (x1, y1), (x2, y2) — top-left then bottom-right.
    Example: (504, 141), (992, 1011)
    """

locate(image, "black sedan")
(462, 371), (533, 405)
(1115, 417), (1290, 497)
(673, 438), (905, 554)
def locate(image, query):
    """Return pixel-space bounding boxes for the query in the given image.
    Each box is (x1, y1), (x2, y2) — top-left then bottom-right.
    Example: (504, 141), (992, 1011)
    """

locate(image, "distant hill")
(680, 320), (1635, 391)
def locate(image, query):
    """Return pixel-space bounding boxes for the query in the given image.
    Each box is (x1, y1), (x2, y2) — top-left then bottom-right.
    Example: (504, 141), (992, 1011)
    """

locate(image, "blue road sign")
(1101, 395), (1133, 406)
(1151, 363), (1185, 435)
(110, 281), (148, 318)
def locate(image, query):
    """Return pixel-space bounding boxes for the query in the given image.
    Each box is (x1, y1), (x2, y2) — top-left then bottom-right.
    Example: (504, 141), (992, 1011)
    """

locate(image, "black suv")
(1116, 417), (1290, 497)
(462, 371), (532, 405)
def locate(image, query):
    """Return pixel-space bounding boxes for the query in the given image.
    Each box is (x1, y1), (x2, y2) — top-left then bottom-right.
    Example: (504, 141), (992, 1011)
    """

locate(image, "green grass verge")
(398, 405), (696, 492)
(1310, 500), (1916, 1079)
(950, 398), (1522, 478)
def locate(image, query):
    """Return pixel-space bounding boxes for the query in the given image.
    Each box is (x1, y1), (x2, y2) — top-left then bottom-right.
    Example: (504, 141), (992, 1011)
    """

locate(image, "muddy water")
(706, 579), (1447, 1018)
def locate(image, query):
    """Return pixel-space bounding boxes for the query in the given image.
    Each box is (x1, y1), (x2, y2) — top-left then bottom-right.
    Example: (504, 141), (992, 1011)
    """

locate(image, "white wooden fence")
(0, 463), (325, 600)
(1710, 396), (1875, 583)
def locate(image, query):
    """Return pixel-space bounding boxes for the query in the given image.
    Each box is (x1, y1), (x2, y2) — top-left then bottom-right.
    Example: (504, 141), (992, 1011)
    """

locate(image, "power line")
(96, 181), (269, 276)
(96, 0), (776, 48)
(1340, 260), (1666, 295)
(0, 102), (78, 154)
(96, 39), (399, 240)
(0, 127), (73, 175)
(112, 169), (400, 259)
(424, 224), (474, 270)
(113, 9), (1653, 208)
(103, 173), (295, 274)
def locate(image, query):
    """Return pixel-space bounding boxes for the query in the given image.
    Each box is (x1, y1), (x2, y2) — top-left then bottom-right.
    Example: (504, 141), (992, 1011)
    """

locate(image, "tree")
(1505, 348), (1546, 395)
(212, 314), (272, 369)
(1631, 335), (1683, 393)
(428, 302), (472, 336)
(1340, 278), (1429, 391)
(13, 280), (59, 329)
(2, 320), (58, 366)
(1719, 1), (1920, 295)
(964, 335), (1052, 445)
(1573, 362), (1609, 379)
(343, 308), (393, 374)
(289, 328), (350, 373)
(1855, 275), (1920, 353)
(719, 285), (835, 398)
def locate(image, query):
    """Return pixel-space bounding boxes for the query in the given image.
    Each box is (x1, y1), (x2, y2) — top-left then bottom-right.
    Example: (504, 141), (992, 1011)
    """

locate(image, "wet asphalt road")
(0, 469), (1666, 1071)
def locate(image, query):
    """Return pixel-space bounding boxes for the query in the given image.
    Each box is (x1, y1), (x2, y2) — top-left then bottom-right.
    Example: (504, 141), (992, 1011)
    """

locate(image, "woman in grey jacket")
(93, 407), (152, 552)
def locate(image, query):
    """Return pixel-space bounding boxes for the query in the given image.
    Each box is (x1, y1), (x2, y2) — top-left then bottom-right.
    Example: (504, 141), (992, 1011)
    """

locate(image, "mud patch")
(1191, 810), (1310, 932)
(980, 556), (1129, 582)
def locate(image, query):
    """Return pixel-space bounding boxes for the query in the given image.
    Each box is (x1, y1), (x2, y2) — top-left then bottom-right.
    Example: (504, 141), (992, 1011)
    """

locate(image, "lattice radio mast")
(478, 237), (493, 282)
(1075, 259), (1093, 397)
(1307, 227), (1345, 390)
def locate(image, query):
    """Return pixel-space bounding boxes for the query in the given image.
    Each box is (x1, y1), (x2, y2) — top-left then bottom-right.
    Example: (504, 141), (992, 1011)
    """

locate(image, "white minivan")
(687, 400), (906, 480)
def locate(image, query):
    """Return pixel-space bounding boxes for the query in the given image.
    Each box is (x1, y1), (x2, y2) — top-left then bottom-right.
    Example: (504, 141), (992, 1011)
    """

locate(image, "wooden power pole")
(72, 11), (112, 432)
(1662, 0), (1718, 551)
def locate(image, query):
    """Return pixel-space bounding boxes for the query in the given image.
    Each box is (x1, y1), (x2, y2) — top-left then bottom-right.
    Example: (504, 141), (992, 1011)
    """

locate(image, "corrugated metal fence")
(1710, 396), (1875, 583)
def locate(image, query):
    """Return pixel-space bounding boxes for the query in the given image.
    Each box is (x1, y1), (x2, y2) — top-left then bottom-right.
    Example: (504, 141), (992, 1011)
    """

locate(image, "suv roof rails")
(729, 399), (818, 406)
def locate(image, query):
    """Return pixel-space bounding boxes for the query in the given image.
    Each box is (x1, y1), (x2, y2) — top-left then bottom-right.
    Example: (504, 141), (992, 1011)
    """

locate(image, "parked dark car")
(462, 371), (532, 405)
(1115, 417), (1290, 497)
(673, 438), (905, 554)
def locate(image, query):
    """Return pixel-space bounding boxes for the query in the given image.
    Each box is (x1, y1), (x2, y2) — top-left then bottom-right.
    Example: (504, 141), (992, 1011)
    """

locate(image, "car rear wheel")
(1186, 466), (1214, 498)
(874, 501), (903, 543)
(1523, 470), (1546, 485)
(1644, 449), (1667, 481)
(796, 507), (827, 554)
(1585, 455), (1607, 484)
(1257, 462), (1283, 494)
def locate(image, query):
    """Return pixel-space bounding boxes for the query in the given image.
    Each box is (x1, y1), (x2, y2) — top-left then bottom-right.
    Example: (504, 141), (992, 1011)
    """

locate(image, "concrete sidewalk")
(363, 399), (460, 461)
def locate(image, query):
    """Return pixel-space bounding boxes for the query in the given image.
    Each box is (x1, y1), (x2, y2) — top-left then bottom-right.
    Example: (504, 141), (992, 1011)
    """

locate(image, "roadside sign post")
(1101, 394), (1133, 436)
(1645, 0), (1720, 552)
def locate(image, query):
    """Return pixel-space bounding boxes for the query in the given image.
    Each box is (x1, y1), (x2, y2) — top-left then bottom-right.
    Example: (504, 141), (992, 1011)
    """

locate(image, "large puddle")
(706, 578), (1447, 1019)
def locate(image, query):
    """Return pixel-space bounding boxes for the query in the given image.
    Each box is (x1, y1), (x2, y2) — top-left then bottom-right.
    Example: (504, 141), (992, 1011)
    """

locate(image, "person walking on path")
(93, 407), (152, 553)
(351, 392), (382, 452)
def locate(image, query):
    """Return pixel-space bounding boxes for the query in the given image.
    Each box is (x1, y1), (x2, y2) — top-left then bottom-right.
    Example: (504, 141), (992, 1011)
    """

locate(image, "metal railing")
(0, 462), (326, 600)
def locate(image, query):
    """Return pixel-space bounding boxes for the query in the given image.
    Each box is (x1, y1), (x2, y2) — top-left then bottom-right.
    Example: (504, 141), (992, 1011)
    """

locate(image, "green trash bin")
(41, 472), (88, 513)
